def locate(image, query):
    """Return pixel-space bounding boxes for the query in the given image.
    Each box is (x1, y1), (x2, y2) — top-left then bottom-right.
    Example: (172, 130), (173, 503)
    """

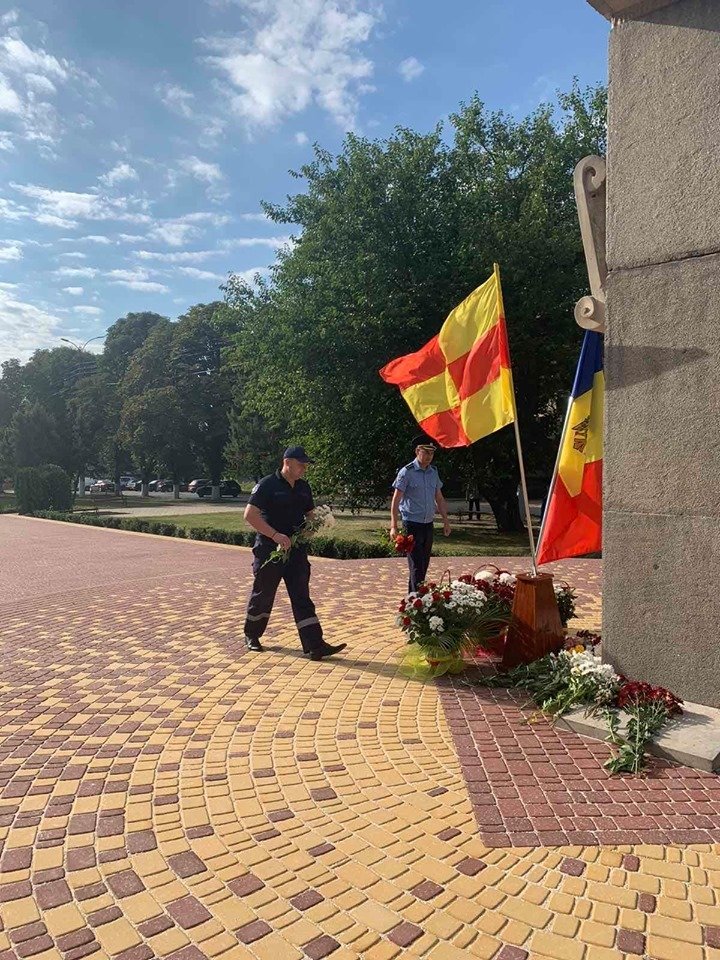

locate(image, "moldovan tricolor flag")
(537, 330), (604, 564)
(379, 265), (516, 447)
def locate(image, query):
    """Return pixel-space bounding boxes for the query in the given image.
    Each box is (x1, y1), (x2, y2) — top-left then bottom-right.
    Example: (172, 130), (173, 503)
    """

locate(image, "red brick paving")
(440, 680), (720, 847)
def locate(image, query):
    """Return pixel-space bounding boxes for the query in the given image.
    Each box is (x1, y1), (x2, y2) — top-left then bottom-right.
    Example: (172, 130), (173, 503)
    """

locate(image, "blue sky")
(0, 0), (609, 364)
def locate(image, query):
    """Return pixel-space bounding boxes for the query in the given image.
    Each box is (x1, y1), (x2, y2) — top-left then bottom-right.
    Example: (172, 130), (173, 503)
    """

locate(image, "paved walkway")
(1, 516), (719, 960)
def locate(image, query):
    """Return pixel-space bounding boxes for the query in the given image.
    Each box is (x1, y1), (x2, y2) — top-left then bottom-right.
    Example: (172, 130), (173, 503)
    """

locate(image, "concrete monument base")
(558, 699), (720, 773)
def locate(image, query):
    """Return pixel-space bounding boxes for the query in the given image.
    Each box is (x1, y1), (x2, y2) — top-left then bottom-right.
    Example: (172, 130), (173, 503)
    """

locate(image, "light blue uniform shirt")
(392, 459), (443, 524)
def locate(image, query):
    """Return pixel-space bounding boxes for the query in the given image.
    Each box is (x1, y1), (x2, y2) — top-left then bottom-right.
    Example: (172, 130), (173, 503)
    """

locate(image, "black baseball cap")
(283, 445), (315, 463)
(412, 434), (437, 450)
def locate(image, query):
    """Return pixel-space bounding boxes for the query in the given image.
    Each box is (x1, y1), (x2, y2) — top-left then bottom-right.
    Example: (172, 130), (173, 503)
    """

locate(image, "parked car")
(195, 480), (242, 498)
(187, 478), (210, 494)
(119, 476), (138, 490)
(90, 480), (114, 494)
(81, 477), (98, 492)
(148, 479), (174, 492)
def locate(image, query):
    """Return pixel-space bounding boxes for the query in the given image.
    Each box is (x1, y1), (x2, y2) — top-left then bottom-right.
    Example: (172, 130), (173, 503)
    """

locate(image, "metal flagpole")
(494, 263), (538, 576)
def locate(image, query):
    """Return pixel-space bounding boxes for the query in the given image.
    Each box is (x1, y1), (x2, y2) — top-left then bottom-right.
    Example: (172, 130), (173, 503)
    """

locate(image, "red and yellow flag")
(379, 265), (516, 447)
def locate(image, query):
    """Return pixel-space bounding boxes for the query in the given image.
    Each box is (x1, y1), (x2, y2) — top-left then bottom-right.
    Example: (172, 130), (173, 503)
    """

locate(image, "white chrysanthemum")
(498, 572), (516, 585)
(428, 616), (445, 632)
(474, 570), (495, 582)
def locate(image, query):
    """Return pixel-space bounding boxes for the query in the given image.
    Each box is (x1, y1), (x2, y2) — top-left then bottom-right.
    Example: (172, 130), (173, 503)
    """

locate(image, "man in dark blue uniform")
(242, 446), (347, 661)
(390, 436), (451, 592)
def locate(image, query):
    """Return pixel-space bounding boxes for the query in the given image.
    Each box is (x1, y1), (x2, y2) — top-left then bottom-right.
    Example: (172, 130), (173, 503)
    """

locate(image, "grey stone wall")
(604, 0), (720, 706)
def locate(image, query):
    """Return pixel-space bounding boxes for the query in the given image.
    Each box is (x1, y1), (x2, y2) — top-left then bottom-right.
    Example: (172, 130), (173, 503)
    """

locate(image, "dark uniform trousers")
(404, 520), (434, 593)
(243, 540), (323, 652)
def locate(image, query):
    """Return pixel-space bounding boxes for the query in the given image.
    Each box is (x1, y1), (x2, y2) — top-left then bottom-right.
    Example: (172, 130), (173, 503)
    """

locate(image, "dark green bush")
(26, 512), (392, 559)
(16, 464), (73, 514)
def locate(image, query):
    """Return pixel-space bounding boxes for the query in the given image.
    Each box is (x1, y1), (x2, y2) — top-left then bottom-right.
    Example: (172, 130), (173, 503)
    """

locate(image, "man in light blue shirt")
(390, 436), (451, 592)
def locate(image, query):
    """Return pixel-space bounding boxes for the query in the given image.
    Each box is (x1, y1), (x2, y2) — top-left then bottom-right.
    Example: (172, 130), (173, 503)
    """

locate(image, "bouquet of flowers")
(262, 504), (336, 566)
(396, 575), (510, 676)
(392, 532), (415, 555)
(605, 680), (683, 774)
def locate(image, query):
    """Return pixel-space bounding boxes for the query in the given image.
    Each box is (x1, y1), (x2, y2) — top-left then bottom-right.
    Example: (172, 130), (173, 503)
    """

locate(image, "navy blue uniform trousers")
(243, 541), (324, 652)
(404, 520), (434, 593)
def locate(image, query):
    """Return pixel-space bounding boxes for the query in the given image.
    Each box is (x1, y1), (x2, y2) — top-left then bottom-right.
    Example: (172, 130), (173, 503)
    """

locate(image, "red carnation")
(413, 599), (423, 609)
(402, 616), (411, 626)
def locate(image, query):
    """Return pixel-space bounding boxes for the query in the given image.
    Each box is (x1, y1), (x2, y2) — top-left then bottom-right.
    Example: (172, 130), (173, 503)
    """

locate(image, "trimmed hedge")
(16, 464), (73, 514)
(30, 511), (394, 559)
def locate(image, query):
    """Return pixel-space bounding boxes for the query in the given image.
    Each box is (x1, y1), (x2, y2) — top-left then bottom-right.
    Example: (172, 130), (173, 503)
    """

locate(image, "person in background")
(466, 476), (481, 520)
(389, 435), (451, 593)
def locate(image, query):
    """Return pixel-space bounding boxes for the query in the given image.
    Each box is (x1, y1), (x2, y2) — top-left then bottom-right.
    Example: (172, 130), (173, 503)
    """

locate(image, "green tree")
(224, 83), (606, 527)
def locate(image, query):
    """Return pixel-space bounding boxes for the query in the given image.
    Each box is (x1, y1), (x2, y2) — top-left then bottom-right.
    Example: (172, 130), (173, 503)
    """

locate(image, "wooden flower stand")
(501, 572), (564, 670)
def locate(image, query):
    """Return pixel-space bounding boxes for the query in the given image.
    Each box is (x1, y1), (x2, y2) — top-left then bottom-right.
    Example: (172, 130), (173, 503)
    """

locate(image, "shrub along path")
(1, 515), (719, 960)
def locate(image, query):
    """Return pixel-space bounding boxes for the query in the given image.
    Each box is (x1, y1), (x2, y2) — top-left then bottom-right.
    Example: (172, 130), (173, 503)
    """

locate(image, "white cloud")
(0, 287), (62, 363)
(54, 267), (98, 279)
(178, 266), (225, 281)
(133, 249), (217, 263)
(222, 234), (289, 249)
(11, 182), (150, 224)
(178, 155), (223, 184)
(74, 305), (103, 316)
(106, 268), (150, 282)
(295, 131), (309, 145)
(200, 0), (378, 130)
(0, 11), (19, 27)
(0, 131), (14, 151)
(231, 266), (270, 284)
(58, 251), (87, 259)
(79, 235), (112, 244)
(0, 37), (70, 80)
(156, 82), (195, 119)
(0, 241), (22, 260)
(62, 286), (84, 295)
(100, 161), (138, 188)
(147, 211), (230, 247)
(398, 57), (424, 82)
(25, 72), (56, 94)
(240, 212), (269, 222)
(36, 213), (78, 228)
(109, 279), (169, 293)
(0, 73), (22, 114)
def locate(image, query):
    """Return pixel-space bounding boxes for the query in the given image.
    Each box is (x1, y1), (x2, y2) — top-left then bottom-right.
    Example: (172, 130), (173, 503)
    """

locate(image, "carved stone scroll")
(573, 155), (607, 334)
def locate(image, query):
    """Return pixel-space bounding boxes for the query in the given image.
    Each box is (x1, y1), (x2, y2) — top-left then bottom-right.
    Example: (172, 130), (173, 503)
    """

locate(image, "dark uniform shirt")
(248, 470), (315, 539)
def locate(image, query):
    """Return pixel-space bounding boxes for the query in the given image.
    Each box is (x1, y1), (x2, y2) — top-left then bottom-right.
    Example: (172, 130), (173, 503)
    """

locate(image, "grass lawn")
(152, 509), (535, 557)
(0, 494), (17, 513)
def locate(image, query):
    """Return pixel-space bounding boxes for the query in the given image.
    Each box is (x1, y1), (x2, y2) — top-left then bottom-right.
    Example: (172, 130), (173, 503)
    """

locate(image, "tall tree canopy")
(222, 84), (607, 526)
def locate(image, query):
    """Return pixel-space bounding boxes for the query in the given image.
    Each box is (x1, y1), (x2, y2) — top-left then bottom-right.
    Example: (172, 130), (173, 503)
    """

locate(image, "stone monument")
(584, 0), (720, 708)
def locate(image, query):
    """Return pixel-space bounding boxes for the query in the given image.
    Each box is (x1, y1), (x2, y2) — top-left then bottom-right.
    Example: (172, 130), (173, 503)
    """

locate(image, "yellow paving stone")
(474, 909), (507, 937)
(530, 929), (587, 960)
(251, 933), (304, 960)
(364, 941), (402, 960)
(92, 917), (142, 954)
(646, 913), (703, 943)
(148, 927), (191, 955)
(584, 947), (624, 960)
(580, 919), (616, 947)
(112, 887), (162, 921)
(42, 902), (87, 937)
(1, 897), (40, 928)
(349, 901), (401, 934)
(645, 936), (706, 960)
